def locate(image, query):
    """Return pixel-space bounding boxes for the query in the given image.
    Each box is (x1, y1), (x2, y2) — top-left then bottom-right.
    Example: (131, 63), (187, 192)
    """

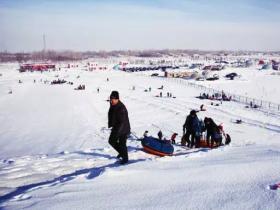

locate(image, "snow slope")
(194, 66), (280, 104)
(0, 64), (280, 209)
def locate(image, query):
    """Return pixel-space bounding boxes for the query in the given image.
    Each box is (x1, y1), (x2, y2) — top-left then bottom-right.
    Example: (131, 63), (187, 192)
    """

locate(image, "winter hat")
(110, 91), (119, 99)
(190, 110), (197, 115)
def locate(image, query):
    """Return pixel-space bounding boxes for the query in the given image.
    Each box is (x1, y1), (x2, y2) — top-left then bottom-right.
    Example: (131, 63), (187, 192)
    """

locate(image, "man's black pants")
(190, 132), (200, 148)
(109, 133), (128, 161)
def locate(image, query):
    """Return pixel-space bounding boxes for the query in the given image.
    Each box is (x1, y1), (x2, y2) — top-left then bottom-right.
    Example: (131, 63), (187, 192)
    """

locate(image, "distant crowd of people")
(51, 79), (67, 85)
(75, 84), (85, 90)
(198, 91), (232, 101)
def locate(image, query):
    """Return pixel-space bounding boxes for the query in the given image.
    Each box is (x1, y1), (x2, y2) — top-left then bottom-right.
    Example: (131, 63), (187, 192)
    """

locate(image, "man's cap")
(190, 110), (197, 115)
(110, 91), (119, 99)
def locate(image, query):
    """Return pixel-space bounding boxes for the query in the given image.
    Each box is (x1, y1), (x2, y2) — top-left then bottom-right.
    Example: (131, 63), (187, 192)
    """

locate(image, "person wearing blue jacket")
(186, 110), (201, 148)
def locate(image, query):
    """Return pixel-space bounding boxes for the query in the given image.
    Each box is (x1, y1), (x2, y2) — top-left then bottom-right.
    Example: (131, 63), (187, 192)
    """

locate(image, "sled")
(199, 139), (219, 148)
(199, 133), (231, 148)
(141, 136), (174, 157)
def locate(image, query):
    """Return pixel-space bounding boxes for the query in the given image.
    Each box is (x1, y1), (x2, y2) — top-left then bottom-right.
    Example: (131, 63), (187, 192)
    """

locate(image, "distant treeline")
(0, 51), (83, 63)
(0, 49), (279, 63)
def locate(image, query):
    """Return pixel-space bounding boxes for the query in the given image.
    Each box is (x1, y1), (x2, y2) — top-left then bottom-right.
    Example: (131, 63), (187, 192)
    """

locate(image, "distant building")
(19, 63), (56, 72)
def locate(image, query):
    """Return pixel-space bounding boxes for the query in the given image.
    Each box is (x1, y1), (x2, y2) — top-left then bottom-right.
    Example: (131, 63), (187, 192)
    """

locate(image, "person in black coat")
(204, 117), (221, 147)
(108, 91), (131, 164)
(183, 114), (192, 147)
(183, 110), (201, 148)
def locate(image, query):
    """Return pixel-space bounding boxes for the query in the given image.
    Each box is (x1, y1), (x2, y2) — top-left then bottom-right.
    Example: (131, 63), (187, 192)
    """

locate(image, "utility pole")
(43, 34), (46, 61)
(43, 34), (46, 52)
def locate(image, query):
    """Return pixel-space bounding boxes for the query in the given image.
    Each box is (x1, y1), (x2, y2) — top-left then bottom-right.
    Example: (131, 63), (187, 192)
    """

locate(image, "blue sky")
(0, 0), (279, 52)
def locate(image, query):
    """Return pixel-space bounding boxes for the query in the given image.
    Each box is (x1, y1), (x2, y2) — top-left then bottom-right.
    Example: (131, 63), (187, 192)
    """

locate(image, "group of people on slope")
(75, 84), (85, 90)
(106, 90), (230, 165)
(182, 110), (225, 148)
(51, 79), (66, 85)
(198, 92), (232, 102)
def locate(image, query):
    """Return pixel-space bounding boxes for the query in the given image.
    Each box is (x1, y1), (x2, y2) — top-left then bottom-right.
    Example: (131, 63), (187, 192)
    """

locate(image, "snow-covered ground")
(136, 65), (280, 104)
(0, 62), (280, 209)
(194, 66), (280, 104)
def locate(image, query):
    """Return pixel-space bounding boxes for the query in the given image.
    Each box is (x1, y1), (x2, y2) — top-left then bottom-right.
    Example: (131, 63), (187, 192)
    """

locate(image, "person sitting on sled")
(143, 130), (149, 138)
(158, 130), (163, 140)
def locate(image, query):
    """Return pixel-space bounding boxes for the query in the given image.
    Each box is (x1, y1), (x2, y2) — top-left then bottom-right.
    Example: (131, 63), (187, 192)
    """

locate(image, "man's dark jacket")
(184, 115), (200, 133)
(204, 118), (219, 134)
(108, 101), (130, 136)
(183, 115), (192, 131)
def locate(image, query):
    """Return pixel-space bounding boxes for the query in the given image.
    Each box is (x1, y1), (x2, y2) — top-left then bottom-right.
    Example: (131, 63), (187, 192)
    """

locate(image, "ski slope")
(0, 64), (280, 209)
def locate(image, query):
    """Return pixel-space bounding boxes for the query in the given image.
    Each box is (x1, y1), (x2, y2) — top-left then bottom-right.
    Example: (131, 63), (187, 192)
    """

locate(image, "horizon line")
(1, 48), (280, 54)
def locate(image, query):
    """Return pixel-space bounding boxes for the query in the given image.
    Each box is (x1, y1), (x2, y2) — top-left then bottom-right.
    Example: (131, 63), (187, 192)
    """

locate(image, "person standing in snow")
(190, 110), (202, 148)
(108, 91), (131, 164)
(185, 110), (201, 148)
(171, 133), (178, 144)
(182, 112), (192, 147)
(204, 117), (221, 147)
(200, 104), (206, 111)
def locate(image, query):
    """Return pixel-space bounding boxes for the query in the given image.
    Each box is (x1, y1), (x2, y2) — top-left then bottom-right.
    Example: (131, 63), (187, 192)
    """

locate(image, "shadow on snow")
(0, 155), (146, 205)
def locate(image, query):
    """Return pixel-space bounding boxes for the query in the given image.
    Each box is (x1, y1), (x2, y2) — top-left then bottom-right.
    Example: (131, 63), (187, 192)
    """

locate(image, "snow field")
(0, 63), (280, 209)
